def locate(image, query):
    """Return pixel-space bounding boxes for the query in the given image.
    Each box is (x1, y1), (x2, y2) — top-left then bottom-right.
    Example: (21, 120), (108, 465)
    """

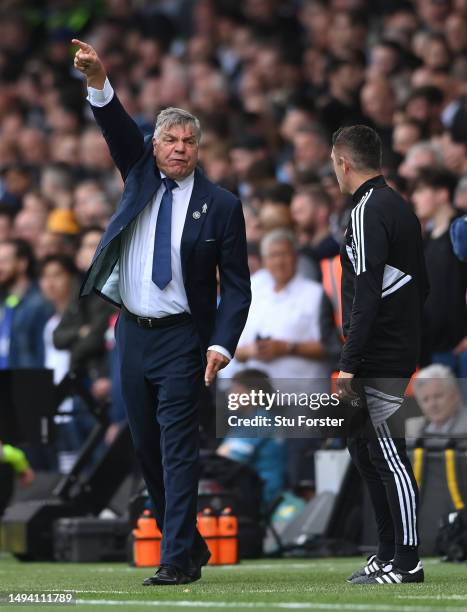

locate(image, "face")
(153, 123), (199, 181)
(263, 239), (296, 286)
(40, 262), (73, 304)
(290, 194), (315, 231)
(293, 133), (329, 169)
(35, 232), (64, 260)
(0, 243), (22, 287)
(414, 380), (460, 425)
(330, 146), (350, 194)
(399, 149), (438, 179)
(411, 185), (444, 221)
(258, 204), (292, 233)
(393, 124), (421, 156)
(75, 230), (103, 272)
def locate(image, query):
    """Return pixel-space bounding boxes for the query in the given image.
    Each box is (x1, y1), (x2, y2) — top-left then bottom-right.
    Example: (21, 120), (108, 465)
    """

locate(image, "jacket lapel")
(181, 167), (212, 277)
(101, 143), (161, 250)
(124, 150), (161, 223)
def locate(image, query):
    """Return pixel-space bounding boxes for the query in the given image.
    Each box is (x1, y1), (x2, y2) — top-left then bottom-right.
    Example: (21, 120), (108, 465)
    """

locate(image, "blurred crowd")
(0, 0), (466, 498)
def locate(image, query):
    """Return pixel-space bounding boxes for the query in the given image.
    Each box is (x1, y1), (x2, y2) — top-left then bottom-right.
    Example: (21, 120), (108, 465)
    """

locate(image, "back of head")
(332, 125), (382, 174)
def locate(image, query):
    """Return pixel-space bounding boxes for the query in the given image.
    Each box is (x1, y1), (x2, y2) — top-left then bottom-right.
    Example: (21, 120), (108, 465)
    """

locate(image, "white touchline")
(74, 600), (467, 611)
(396, 595), (467, 601)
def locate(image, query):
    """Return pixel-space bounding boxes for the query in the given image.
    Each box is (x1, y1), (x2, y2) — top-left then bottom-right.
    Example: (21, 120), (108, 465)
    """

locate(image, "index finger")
(71, 39), (92, 52)
(204, 361), (214, 386)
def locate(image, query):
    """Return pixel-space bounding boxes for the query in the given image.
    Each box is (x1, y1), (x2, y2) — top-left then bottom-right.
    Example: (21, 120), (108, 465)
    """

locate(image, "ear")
(340, 156), (349, 174)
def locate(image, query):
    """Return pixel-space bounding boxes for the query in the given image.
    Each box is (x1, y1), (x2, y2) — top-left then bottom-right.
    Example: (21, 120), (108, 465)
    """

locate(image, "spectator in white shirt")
(235, 228), (336, 383)
(39, 255), (79, 472)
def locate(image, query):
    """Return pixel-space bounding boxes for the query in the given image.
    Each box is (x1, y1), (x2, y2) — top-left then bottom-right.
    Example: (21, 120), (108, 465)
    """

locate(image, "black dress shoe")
(142, 564), (195, 586)
(188, 548), (212, 580)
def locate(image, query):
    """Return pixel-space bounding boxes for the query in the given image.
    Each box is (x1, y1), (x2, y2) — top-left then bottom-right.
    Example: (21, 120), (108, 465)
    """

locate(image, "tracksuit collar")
(352, 174), (386, 203)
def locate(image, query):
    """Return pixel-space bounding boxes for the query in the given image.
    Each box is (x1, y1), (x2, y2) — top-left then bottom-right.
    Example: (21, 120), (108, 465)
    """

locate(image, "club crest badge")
(202, 203), (208, 214)
(193, 211), (201, 219)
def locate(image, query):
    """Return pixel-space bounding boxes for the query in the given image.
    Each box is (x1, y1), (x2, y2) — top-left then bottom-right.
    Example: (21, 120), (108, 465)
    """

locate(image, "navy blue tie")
(152, 177), (178, 290)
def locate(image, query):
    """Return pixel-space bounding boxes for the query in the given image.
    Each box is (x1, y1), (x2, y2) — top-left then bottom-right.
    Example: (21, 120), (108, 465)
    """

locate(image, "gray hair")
(412, 364), (459, 395)
(154, 107), (201, 143)
(405, 141), (443, 165)
(260, 229), (297, 258)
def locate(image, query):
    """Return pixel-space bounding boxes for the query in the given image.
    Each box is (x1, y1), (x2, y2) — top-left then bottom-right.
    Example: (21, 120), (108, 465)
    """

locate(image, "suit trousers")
(347, 374), (420, 552)
(115, 311), (207, 572)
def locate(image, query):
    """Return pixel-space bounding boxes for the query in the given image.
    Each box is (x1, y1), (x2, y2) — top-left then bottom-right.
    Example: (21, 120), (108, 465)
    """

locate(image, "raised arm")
(72, 39), (144, 179)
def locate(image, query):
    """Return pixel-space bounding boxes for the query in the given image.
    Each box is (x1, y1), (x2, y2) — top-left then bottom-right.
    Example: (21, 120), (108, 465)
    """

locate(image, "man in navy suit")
(73, 39), (251, 585)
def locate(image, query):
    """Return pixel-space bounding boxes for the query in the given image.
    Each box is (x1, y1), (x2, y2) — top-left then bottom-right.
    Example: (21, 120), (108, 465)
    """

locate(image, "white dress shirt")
(120, 171), (193, 318)
(87, 79), (230, 360)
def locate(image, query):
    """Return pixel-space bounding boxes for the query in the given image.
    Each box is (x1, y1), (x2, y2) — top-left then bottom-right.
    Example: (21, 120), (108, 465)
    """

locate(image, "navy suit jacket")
(80, 93), (251, 358)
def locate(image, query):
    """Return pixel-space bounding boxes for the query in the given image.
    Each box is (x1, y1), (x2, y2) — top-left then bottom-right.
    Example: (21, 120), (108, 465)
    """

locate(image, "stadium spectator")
(399, 141), (443, 179)
(412, 168), (467, 376)
(235, 229), (336, 382)
(53, 227), (113, 383)
(39, 255), (81, 471)
(392, 120), (424, 158)
(290, 185), (340, 263)
(407, 364), (467, 443)
(217, 369), (286, 506)
(0, 238), (52, 368)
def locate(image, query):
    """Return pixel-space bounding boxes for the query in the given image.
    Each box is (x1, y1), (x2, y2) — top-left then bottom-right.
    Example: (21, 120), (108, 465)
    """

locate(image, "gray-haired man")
(73, 40), (251, 585)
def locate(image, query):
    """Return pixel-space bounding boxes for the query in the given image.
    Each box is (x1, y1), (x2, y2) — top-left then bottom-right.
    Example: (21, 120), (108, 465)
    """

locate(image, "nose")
(174, 140), (186, 153)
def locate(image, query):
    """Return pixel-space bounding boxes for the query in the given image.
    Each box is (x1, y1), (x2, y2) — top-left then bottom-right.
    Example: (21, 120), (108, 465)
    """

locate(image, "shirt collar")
(271, 273), (301, 296)
(159, 170), (195, 192)
(352, 174), (386, 203)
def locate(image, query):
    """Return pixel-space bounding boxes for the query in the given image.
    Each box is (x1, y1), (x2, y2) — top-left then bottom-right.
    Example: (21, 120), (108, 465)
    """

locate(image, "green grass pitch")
(1, 554), (466, 611)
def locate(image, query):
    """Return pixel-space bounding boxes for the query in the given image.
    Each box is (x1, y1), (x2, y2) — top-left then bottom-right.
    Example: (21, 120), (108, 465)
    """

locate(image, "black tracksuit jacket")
(339, 175), (429, 376)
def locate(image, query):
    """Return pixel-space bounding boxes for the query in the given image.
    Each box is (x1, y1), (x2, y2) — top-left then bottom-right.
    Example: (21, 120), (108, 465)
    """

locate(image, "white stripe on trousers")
(376, 424), (415, 546)
(382, 421), (418, 546)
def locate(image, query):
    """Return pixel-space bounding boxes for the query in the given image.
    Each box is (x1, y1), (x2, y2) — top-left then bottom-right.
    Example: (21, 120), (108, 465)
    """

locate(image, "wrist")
(87, 72), (106, 90)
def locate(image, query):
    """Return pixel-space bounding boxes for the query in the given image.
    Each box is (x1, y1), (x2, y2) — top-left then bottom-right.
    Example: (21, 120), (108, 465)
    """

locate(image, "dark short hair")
(231, 368), (273, 396)
(0, 238), (36, 279)
(413, 167), (458, 202)
(406, 86), (444, 107)
(296, 184), (332, 209)
(39, 254), (78, 277)
(0, 204), (16, 221)
(332, 125), (382, 172)
(78, 225), (105, 246)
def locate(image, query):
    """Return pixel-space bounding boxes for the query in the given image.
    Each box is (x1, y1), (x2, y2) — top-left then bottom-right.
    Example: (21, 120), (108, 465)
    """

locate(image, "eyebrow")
(162, 133), (196, 140)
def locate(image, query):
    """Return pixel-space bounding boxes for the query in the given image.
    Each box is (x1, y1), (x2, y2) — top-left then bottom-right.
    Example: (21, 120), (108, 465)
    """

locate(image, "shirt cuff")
(87, 77), (114, 107)
(207, 345), (232, 361)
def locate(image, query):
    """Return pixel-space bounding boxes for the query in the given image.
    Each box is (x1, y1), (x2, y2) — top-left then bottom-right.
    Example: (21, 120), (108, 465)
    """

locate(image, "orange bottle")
(218, 507), (238, 564)
(132, 509), (162, 567)
(197, 507), (218, 564)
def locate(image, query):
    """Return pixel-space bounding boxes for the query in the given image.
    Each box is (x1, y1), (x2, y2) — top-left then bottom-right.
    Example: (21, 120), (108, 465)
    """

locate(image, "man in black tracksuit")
(331, 125), (429, 585)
